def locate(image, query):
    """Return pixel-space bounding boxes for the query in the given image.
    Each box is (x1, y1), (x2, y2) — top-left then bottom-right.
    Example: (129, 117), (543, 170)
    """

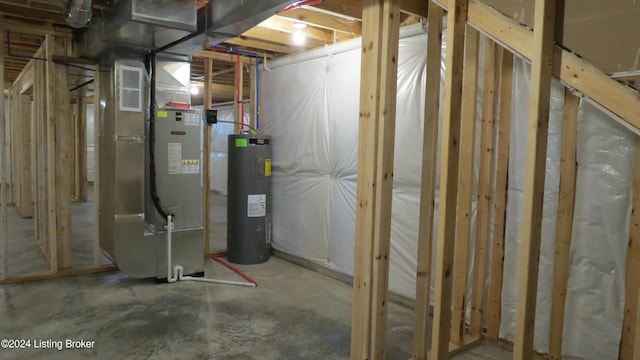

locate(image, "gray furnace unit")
(227, 135), (272, 264)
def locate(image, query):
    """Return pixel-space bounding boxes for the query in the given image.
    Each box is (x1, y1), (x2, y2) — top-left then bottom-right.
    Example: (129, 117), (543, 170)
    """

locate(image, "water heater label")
(247, 194), (266, 217)
(168, 143), (182, 175)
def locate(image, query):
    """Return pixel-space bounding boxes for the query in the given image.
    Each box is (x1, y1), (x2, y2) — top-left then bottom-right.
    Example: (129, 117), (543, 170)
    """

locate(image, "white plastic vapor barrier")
(199, 104), (250, 194)
(253, 26), (632, 359)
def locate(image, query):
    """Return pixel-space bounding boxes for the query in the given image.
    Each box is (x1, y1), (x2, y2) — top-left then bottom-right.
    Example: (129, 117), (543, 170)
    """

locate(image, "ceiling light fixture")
(190, 85), (200, 96)
(292, 22), (307, 45)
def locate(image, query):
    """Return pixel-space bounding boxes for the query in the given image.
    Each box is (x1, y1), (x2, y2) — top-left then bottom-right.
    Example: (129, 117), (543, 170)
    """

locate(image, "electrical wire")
(146, 53), (174, 220)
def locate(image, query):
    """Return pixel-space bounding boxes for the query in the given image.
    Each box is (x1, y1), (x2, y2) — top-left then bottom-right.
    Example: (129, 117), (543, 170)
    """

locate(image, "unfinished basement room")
(1, 0), (639, 359)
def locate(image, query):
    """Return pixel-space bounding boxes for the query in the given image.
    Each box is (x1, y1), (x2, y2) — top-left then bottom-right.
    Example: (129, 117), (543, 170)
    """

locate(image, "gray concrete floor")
(2, 188), (515, 359)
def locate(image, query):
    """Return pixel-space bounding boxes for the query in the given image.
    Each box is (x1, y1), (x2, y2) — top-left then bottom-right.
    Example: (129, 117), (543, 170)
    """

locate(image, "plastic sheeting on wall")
(198, 104), (249, 194)
(257, 27), (632, 359)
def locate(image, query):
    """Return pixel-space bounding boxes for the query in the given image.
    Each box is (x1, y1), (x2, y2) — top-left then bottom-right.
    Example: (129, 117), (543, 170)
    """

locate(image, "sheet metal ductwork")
(66, 0), (92, 28)
(75, 0), (296, 57)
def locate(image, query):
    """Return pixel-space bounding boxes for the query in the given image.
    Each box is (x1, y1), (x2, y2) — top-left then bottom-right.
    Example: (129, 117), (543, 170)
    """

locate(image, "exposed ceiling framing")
(0, 0), (429, 101)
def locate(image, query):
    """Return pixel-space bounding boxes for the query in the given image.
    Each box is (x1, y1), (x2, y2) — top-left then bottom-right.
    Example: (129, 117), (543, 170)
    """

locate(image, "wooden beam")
(350, 0), (401, 358)
(262, 16), (336, 43)
(0, 264), (117, 285)
(224, 37), (297, 55)
(0, 5), (66, 25)
(451, 24), (479, 347)
(431, 0), (468, 358)
(192, 51), (255, 64)
(486, 49), (514, 340)
(431, 0), (640, 131)
(470, 36), (499, 337)
(514, 0), (557, 358)
(311, 0), (362, 20)
(0, 17), (71, 37)
(241, 26), (326, 49)
(548, 88), (579, 360)
(399, 0), (429, 17)
(203, 59), (212, 256)
(413, 3), (443, 359)
(278, 8), (362, 34)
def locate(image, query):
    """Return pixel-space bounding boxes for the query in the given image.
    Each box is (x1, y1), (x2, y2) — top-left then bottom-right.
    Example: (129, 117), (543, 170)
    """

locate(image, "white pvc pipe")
(166, 214), (178, 283)
(165, 214), (255, 287)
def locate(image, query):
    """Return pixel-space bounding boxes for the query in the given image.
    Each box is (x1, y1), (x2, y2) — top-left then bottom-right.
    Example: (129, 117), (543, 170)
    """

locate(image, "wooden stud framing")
(486, 49), (514, 340)
(620, 135), (640, 360)
(0, 28), (6, 281)
(350, 0), (401, 358)
(203, 59), (213, 256)
(513, 0), (557, 358)
(451, 24), (479, 346)
(413, 3), (443, 358)
(72, 96), (88, 202)
(430, 0), (640, 130)
(52, 36), (72, 270)
(430, 0), (468, 358)
(547, 88), (579, 360)
(249, 62), (257, 130)
(470, 37), (499, 337)
(93, 66), (102, 268)
(635, 282), (640, 360)
(35, 60), (49, 262)
(45, 35), (58, 272)
(234, 56), (244, 134)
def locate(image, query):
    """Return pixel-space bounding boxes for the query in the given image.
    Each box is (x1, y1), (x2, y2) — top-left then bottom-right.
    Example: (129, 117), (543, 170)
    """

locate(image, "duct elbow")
(66, 0), (92, 28)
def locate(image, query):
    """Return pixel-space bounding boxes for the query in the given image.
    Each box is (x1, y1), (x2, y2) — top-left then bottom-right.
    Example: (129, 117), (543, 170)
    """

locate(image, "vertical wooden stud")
(0, 27), (7, 280)
(430, 0), (468, 358)
(36, 61), (49, 260)
(45, 35), (58, 272)
(486, 49), (514, 340)
(451, 25), (479, 346)
(547, 89), (579, 359)
(203, 59), (213, 256)
(74, 96), (88, 202)
(413, 3), (443, 358)
(19, 94), (33, 218)
(634, 282), (640, 360)
(469, 37), (500, 337)
(234, 56), (244, 134)
(350, 0), (401, 358)
(513, 0), (557, 358)
(53, 37), (72, 270)
(249, 61), (257, 131)
(93, 65), (102, 267)
(620, 135), (640, 360)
